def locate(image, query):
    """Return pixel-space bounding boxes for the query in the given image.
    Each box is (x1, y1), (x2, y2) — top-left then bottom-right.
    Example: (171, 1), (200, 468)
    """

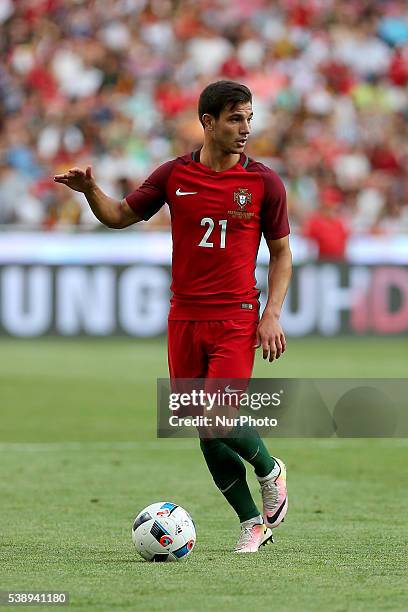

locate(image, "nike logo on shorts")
(225, 384), (243, 393)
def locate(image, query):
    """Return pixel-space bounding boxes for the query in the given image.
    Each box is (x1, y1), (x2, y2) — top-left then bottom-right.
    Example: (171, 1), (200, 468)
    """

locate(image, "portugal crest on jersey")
(234, 188), (252, 210)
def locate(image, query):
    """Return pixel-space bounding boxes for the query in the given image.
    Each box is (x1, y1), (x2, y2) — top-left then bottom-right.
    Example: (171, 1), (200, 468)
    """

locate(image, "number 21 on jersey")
(198, 217), (227, 249)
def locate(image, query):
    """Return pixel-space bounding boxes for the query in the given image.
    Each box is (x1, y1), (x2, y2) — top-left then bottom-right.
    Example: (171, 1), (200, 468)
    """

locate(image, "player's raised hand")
(254, 313), (286, 362)
(53, 166), (95, 193)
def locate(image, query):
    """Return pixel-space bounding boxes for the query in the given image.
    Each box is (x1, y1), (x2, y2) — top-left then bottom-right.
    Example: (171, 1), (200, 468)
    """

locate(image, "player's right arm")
(54, 166), (141, 228)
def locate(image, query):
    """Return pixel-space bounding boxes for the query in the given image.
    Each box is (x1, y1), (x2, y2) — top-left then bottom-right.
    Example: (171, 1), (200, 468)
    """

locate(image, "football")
(132, 502), (196, 562)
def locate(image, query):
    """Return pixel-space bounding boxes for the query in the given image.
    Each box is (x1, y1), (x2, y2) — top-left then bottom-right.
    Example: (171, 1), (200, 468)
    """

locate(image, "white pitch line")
(0, 440), (198, 452)
(312, 439), (408, 448)
(0, 439), (406, 453)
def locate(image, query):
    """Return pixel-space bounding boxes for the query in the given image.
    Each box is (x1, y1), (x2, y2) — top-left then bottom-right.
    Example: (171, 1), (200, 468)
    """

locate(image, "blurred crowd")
(1, 0), (408, 248)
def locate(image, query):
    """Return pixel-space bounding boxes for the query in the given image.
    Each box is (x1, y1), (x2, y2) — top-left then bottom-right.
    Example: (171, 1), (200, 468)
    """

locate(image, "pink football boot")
(259, 457), (288, 529)
(234, 518), (273, 553)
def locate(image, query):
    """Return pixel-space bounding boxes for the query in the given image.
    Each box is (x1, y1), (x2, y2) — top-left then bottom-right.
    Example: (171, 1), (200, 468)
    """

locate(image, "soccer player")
(54, 81), (292, 553)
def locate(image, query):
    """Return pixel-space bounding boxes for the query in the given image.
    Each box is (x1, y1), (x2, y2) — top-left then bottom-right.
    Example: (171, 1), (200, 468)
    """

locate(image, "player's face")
(212, 102), (253, 154)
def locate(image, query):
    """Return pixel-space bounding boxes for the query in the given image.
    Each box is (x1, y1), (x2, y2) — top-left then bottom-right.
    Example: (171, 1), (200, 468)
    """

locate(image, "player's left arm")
(255, 235), (292, 362)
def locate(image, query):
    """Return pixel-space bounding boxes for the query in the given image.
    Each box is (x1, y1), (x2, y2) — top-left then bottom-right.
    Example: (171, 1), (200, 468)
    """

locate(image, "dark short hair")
(198, 81), (252, 126)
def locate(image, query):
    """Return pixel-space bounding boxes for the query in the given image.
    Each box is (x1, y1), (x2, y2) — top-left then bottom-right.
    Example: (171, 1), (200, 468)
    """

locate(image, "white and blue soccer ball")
(132, 502), (196, 562)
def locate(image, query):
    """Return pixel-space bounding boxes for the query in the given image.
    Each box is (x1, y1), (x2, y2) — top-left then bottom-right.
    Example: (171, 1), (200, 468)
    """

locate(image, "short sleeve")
(260, 168), (290, 240)
(125, 160), (175, 221)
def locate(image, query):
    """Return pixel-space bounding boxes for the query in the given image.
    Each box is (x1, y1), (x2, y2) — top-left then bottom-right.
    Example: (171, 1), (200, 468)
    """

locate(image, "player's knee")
(199, 438), (223, 453)
(218, 422), (235, 437)
(198, 423), (234, 439)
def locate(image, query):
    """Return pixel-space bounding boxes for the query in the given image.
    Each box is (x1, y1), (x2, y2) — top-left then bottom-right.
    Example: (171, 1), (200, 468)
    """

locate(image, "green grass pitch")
(1, 337), (407, 611)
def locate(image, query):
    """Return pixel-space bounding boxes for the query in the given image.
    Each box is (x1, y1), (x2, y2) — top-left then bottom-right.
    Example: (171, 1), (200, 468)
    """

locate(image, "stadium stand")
(0, 0), (407, 237)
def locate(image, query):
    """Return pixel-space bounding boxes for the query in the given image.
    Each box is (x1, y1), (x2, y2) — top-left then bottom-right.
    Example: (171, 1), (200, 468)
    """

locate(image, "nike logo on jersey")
(176, 188), (198, 196)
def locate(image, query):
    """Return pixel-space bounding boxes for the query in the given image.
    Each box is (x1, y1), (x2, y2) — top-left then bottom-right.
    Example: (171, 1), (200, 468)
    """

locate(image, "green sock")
(223, 424), (275, 478)
(199, 438), (260, 522)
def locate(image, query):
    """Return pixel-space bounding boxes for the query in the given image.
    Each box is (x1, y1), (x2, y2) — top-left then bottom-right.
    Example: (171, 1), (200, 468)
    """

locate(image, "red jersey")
(302, 213), (348, 260)
(126, 151), (289, 320)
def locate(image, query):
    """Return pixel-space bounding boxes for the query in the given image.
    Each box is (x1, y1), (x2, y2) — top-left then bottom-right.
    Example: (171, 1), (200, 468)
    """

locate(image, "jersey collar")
(191, 149), (249, 171)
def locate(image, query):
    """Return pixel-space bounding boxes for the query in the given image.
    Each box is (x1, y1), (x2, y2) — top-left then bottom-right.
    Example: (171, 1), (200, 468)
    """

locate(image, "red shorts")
(167, 319), (258, 380)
